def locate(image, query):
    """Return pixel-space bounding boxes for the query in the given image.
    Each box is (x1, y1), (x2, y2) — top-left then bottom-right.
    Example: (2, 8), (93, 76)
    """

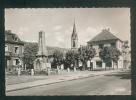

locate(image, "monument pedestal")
(34, 56), (47, 71)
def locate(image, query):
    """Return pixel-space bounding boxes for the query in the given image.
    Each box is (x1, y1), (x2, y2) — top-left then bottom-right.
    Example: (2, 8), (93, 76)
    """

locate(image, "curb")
(6, 70), (121, 92)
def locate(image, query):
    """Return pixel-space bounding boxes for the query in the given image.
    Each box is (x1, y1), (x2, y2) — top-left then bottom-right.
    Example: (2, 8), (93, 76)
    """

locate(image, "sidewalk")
(6, 69), (123, 92)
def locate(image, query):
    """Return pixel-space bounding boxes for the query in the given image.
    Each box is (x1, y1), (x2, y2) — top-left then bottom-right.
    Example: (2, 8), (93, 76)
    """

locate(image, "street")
(6, 70), (131, 96)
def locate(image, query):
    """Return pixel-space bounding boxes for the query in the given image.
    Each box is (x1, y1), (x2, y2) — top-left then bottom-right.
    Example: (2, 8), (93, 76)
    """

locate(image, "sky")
(5, 8), (130, 48)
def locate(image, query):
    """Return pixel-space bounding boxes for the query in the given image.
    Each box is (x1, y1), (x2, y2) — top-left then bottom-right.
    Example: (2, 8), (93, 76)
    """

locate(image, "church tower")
(71, 21), (78, 50)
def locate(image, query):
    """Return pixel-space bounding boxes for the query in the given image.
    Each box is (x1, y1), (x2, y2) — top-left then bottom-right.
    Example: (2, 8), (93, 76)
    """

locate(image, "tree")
(99, 47), (121, 69)
(65, 50), (79, 69)
(23, 42), (38, 69)
(78, 46), (96, 70)
(111, 48), (121, 63)
(52, 50), (64, 69)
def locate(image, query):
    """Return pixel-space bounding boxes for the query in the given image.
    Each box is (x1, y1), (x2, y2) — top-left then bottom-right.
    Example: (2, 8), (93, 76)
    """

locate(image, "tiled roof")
(5, 30), (24, 45)
(87, 29), (122, 43)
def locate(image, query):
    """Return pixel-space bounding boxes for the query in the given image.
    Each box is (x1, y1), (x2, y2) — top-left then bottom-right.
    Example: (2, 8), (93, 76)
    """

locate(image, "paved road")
(6, 70), (131, 96)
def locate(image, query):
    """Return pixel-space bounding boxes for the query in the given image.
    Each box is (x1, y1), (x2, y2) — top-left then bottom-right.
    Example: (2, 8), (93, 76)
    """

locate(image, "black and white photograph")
(5, 8), (131, 96)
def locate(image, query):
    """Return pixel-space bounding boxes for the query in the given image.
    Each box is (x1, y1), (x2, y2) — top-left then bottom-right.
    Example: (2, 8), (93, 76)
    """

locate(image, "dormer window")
(14, 37), (18, 41)
(12, 35), (18, 42)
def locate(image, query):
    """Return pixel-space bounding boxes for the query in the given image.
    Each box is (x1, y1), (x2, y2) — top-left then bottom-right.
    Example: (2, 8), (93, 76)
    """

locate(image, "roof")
(5, 30), (24, 45)
(87, 29), (123, 43)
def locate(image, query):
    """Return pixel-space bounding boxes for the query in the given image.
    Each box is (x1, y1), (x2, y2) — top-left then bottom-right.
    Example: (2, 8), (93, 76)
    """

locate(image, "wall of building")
(116, 40), (123, 52)
(92, 45), (99, 57)
(5, 43), (24, 71)
(104, 43), (111, 47)
(88, 40), (123, 69)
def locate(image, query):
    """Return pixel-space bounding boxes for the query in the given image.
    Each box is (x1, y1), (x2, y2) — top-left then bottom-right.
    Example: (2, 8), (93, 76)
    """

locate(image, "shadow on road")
(104, 70), (131, 80)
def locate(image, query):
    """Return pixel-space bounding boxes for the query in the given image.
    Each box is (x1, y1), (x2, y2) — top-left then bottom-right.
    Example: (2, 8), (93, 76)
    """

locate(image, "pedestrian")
(61, 64), (64, 70)
(17, 66), (21, 76)
(87, 60), (90, 71)
(67, 67), (70, 72)
(79, 61), (82, 70)
(31, 69), (34, 76)
(57, 65), (60, 74)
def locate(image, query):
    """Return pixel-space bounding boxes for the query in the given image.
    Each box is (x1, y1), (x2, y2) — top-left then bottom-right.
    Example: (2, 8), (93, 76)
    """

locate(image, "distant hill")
(23, 41), (70, 55)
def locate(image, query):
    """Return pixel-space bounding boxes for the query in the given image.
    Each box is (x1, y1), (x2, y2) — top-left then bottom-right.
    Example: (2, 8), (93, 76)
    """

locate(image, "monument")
(34, 31), (48, 71)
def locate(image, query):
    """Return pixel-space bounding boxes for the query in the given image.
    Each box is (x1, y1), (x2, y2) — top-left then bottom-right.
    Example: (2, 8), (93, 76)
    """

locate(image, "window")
(5, 45), (8, 51)
(14, 46), (19, 54)
(96, 61), (102, 67)
(12, 35), (18, 42)
(111, 42), (116, 47)
(106, 62), (112, 67)
(13, 59), (20, 65)
(99, 44), (103, 49)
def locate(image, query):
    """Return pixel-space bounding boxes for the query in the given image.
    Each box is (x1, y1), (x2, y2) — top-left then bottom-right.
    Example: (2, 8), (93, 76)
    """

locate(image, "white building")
(87, 29), (124, 69)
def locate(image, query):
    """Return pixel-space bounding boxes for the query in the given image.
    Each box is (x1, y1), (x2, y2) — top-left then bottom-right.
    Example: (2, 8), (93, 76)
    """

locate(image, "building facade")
(87, 29), (124, 69)
(5, 30), (24, 71)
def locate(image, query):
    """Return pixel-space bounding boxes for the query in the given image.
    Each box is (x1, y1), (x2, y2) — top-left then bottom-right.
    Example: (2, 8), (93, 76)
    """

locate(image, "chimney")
(6, 30), (12, 33)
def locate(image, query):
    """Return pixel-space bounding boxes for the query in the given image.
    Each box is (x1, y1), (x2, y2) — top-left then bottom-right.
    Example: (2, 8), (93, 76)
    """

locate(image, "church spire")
(71, 20), (78, 50)
(72, 20), (77, 38)
(73, 19), (76, 33)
